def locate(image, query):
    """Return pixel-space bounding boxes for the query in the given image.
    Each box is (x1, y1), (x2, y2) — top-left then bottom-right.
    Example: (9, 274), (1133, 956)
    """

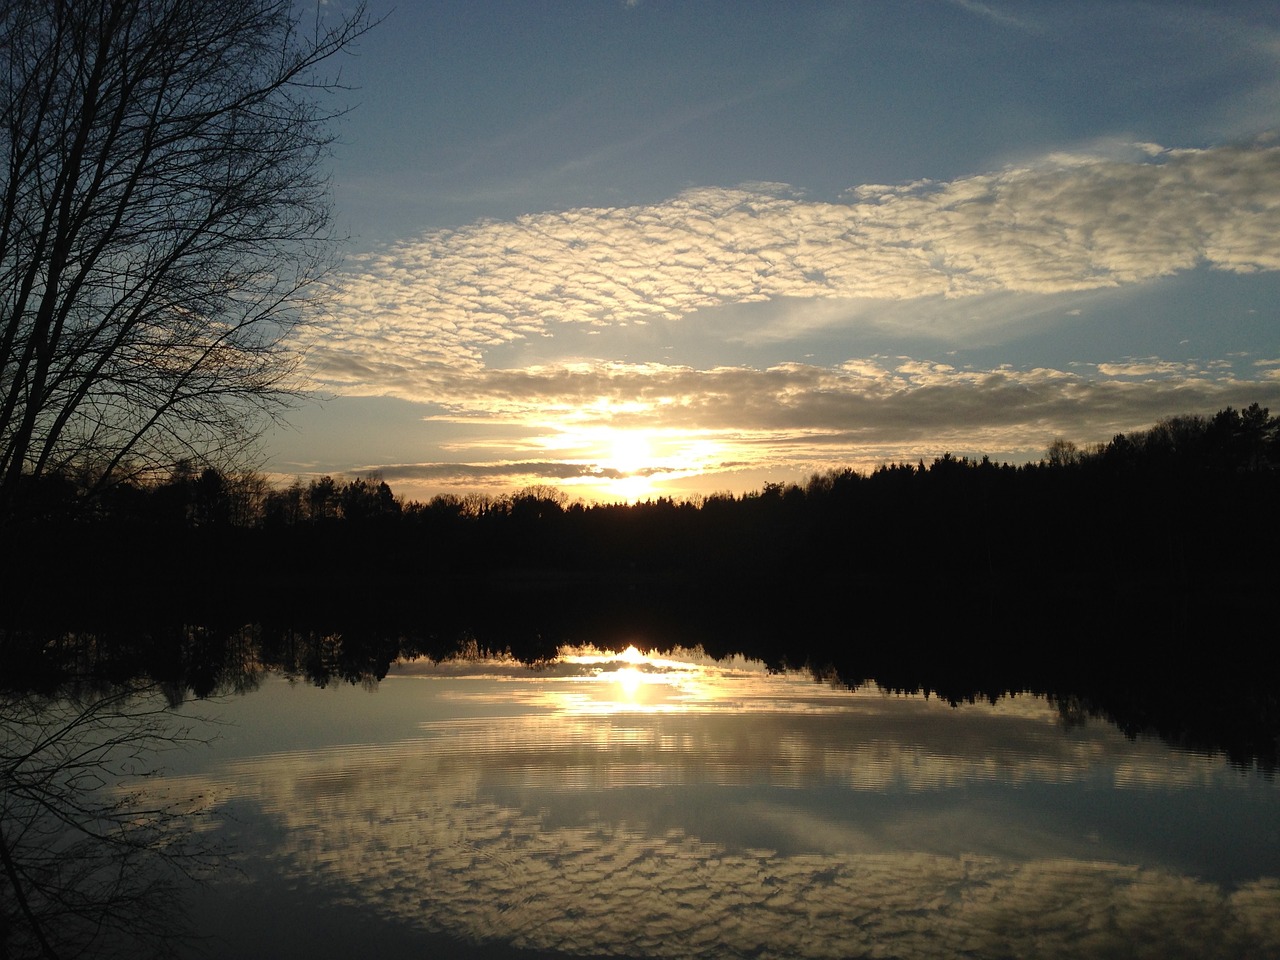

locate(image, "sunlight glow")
(552, 644), (722, 714)
(610, 433), (652, 475)
(532, 423), (729, 503)
(389, 643), (944, 720)
(606, 473), (657, 503)
(610, 647), (651, 700)
(615, 666), (644, 700)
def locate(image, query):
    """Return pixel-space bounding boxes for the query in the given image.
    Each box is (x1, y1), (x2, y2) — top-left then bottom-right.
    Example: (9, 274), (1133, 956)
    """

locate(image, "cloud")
(942, 0), (1039, 33)
(314, 354), (1280, 495)
(1095, 358), (1199, 377)
(343, 355), (1280, 490)
(311, 139), (1280, 390)
(365, 460), (683, 483)
(303, 140), (1280, 495)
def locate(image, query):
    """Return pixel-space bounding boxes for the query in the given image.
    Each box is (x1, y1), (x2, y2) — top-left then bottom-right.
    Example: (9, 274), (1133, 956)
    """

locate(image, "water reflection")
(0, 682), (216, 959)
(168, 646), (1280, 959)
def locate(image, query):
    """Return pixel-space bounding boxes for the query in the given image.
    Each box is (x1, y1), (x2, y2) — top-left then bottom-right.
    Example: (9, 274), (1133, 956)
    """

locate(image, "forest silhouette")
(3, 403), (1278, 768)
(4, 402), (1278, 626)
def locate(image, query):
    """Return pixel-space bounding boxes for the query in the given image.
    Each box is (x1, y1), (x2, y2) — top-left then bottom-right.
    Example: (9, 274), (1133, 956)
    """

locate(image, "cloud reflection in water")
(174, 647), (1280, 959)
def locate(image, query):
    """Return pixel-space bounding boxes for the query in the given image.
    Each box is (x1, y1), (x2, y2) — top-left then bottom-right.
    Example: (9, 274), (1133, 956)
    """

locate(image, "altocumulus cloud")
(313, 139), (1280, 387)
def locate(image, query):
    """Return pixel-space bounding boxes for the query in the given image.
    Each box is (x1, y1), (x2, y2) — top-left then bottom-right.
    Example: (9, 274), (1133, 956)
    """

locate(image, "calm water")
(141, 647), (1280, 959)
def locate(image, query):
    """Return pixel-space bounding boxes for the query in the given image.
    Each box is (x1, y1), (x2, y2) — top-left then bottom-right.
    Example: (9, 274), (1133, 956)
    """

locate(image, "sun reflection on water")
(551, 644), (743, 715)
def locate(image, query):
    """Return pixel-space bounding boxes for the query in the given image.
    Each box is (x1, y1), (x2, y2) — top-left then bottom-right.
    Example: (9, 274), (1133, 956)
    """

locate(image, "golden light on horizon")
(606, 473), (657, 503)
(600, 429), (658, 501)
(542, 423), (728, 503)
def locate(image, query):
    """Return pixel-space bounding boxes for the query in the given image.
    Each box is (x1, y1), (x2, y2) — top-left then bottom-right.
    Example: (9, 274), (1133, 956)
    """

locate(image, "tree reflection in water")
(0, 680), (215, 959)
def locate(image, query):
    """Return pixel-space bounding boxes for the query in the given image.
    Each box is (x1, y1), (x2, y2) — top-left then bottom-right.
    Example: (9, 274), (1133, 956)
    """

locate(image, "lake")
(5, 642), (1278, 959)
(126, 644), (1280, 960)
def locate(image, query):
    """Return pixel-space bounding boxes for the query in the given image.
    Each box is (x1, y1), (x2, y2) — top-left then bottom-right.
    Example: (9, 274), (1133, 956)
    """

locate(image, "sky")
(268, 0), (1280, 503)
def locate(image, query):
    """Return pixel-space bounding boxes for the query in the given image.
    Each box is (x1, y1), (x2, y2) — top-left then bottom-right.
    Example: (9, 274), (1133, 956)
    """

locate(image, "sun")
(543, 422), (727, 504)
(608, 431), (653, 475)
(600, 430), (657, 501)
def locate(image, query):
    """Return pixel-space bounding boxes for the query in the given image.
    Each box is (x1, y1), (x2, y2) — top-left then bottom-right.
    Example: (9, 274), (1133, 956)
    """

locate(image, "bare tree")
(0, 0), (371, 515)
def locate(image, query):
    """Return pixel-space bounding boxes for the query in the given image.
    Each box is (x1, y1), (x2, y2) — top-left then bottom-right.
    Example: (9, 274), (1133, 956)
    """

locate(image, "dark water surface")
(135, 647), (1280, 960)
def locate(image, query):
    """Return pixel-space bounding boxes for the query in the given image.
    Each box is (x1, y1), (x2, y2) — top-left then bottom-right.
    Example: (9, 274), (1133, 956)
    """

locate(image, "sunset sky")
(269, 0), (1280, 502)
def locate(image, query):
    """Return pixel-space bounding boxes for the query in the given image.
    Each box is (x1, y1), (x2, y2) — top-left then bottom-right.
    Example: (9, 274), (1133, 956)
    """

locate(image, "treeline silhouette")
(5, 401), (1274, 627)
(3, 403), (1278, 761)
(6, 402), (1277, 625)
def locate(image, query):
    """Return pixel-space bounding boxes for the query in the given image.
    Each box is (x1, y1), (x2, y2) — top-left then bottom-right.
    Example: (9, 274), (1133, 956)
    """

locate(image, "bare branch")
(0, 0), (372, 516)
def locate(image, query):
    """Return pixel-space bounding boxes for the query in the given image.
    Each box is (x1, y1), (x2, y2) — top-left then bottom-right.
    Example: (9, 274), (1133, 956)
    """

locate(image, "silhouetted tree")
(1045, 438), (1081, 468)
(0, 0), (372, 519)
(339, 475), (400, 522)
(307, 475), (338, 521)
